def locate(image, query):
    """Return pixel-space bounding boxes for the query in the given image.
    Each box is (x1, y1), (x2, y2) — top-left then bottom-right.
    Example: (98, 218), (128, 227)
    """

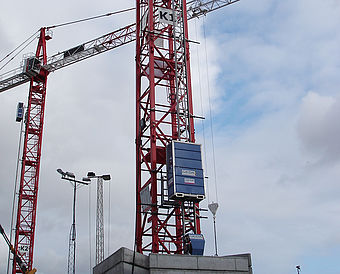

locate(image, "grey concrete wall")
(94, 247), (252, 274)
(93, 247), (149, 274)
(149, 253), (252, 274)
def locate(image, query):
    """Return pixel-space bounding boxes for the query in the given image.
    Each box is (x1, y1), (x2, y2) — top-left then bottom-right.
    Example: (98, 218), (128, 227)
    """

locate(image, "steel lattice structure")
(135, 0), (200, 254)
(0, 24), (136, 93)
(12, 28), (49, 273)
(96, 177), (104, 265)
(0, 1), (241, 271)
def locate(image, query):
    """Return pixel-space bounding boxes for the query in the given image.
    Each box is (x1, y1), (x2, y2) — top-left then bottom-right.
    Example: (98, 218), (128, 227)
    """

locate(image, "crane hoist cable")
(194, 18), (211, 203)
(203, 15), (219, 203)
(46, 7), (136, 30)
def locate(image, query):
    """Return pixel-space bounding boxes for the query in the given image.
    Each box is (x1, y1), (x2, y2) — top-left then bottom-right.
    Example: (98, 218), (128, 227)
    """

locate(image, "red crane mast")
(13, 28), (49, 273)
(135, 0), (198, 254)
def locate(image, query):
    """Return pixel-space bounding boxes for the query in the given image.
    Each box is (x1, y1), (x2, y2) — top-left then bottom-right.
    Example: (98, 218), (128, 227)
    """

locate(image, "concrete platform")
(94, 247), (252, 274)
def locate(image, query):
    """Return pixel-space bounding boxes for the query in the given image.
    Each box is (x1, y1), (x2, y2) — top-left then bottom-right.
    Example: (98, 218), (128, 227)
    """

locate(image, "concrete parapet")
(94, 247), (252, 274)
(93, 247), (149, 274)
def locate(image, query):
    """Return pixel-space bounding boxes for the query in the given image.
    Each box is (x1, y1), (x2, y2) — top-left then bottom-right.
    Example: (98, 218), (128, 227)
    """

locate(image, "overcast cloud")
(1, 1), (340, 274)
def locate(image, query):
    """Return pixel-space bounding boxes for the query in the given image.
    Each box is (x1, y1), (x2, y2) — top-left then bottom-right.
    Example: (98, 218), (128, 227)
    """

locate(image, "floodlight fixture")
(65, 172), (75, 178)
(102, 174), (111, 181)
(87, 171), (96, 178)
(57, 168), (65, 176)
(84, 171), (111, 264)
(82, 177), (91, 182)
(296, 265), (301, 274)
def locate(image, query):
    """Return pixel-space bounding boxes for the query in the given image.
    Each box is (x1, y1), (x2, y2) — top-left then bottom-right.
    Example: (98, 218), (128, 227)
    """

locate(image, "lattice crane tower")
(136, 0), (200, 254)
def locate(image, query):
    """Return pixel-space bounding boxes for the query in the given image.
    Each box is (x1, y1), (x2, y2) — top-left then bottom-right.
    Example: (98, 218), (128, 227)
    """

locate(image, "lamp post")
(85, 172), (111, 265)
(57, 169), (89, 274)
(296, 265), (301, 274)
(208, 202), (219, 256)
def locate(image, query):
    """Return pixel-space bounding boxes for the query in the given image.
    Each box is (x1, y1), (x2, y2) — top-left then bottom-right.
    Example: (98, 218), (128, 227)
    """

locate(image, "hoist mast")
(135, 0), (240, 254)
(136, 0), (198, 254)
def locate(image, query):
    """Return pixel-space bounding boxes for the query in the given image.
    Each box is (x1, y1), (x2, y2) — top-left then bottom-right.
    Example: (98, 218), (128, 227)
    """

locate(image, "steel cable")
(47, 7), (136, 30)
(203, 16), (219, 203)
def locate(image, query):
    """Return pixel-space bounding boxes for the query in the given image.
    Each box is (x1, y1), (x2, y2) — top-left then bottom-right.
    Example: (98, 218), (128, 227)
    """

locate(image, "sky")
(1, 0), (340, 274)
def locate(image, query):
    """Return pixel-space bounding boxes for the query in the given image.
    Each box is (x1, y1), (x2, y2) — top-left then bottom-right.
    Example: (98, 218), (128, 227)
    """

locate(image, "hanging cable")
(88, 183), (92, 273)
(203, 16), (219, 203)
(194, 19), (210, 204)
(0, 29), (39, 71)
(47, 7), (136, 30)
(107, 179), (111, 257)
(0, 29), (39, 64)
(1, 7), (135, 71)
(7, 109), (25, 274)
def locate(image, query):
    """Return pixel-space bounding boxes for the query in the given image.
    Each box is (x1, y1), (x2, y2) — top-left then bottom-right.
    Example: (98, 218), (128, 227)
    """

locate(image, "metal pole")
(68, 182), (77, 274)
(296, 265), (301, 274)
(73, 182), (76, 273)
(208, 202), (219, 256)
(96, 177), (104, 265)
(57, 170), (88, 274)
(213, 215), (218, 256)
(181, 202), (186, 252)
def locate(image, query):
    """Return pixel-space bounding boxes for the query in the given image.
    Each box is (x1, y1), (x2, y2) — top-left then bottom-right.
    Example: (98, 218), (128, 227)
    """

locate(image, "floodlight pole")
(213, 215), (218, 256)
(57, 169), (89, 274)
(96, 176), (104, 265)
(296, 265), (301, 274)
(85, 172), (111, 265)
(69, 180), (77, 274)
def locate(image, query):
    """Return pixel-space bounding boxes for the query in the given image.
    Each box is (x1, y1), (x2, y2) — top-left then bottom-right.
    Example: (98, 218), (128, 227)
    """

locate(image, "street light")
(57, 169), (89, 274)
(57, 168), (75, 178)
(85, 172), (111, 265)
(296, 265), (301, 274)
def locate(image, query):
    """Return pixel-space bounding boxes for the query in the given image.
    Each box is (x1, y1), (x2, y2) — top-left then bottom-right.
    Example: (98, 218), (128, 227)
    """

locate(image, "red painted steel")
(135, 0), (201, 254)
(13, 28), (49, 273)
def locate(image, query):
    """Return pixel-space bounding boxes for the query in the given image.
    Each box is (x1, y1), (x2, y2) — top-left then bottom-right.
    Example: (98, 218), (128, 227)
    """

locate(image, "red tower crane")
(1, 24), (136, 273)
(0, 0), (240, 272)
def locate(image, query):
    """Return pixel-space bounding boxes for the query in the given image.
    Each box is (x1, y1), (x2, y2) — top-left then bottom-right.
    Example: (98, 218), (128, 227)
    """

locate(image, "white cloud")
(297, 92), (340, 163)
(194, 1), (340, 273)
